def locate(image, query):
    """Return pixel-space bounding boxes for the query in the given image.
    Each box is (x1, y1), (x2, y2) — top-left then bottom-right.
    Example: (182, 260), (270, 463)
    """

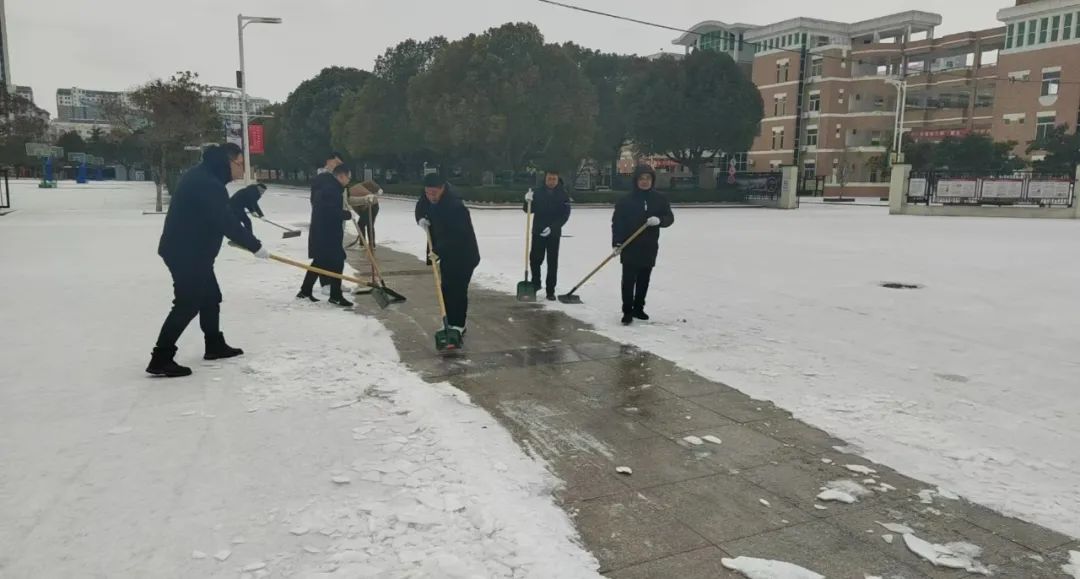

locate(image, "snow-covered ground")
(0, 181), (601, 578)
(368, 189), (1080, 539)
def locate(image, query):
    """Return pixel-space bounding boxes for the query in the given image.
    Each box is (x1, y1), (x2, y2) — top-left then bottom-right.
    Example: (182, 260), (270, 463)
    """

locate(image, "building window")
(808, 92), (821, 112)
(1040, 17), (1049, 43)
(777, 62), (789, 83)
(803, 161), (817, 179)
(1036, 114), (1056, 140)
(1017, 21), (1026, 47)
(1028, 19), (1037, 45)
(870, 130), (883, 147)
(805, 127), (819, 147)
(1052, 15), (1061, 41)
(772, 129), (785, 150)
(1007, 23), (1015, 49)
(1065, 14), (1073, 40)
(774, 95), (787, 116)
(810, 56), (823, 77)
(1042, 70), (1061, 96)
(801, 33), (808, 45)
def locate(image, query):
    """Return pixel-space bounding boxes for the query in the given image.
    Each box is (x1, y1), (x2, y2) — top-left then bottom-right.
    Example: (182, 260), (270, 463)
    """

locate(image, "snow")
(902, 533), (990, 575)
(816, 480), (873, 504)
(721, 556), (824, 579)
(683, 435), (704, 445)
(0, 182), (600, 577)
(1063, 550), (1080, 579)
(844, 464), (878, 475)
(702, 435), (723, 445)
(369, 196), (1080, 539)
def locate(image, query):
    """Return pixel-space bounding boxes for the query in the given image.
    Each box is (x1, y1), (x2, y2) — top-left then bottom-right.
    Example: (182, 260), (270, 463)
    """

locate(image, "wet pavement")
(347, 244), (1077, 578)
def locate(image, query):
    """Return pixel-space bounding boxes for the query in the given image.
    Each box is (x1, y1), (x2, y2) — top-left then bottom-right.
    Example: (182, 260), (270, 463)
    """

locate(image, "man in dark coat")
(416, 173), (481, 334)
(148, 143), (267, 377)
(229, 183), (267, 232)
(523, 170), (572, 301)
(612, 164), (674, 325)
(299, 164), (353, 307)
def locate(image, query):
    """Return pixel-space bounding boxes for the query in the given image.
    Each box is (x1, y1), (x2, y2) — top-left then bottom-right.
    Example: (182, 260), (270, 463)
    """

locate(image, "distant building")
(47, 121), (111, 141)
(15, 84), (32, 103)
(55, 87), (133, 124)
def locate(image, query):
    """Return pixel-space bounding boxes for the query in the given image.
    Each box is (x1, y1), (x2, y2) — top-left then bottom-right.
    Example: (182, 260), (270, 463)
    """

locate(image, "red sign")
(248, 124), (265, 155)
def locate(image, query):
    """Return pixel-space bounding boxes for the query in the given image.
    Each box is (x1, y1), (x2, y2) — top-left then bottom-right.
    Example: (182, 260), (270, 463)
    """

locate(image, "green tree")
(0, 89), (49, 168)
(281, 67), (371, 169)
(934, 134), (1023, 176)
(1027, 124), (1080, 175)
(333, 37), (447, 178)
(565, 46), (641, 178)
(624, 50), (763, 178)
(56, 131), (87, 155)
(106, 71), (221, 211)
(408, 23), (597, 179)
(902, 140), (937, 172)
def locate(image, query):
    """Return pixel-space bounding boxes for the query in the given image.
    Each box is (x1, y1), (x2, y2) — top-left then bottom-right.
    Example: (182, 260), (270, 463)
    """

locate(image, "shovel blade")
(282, 230), (301, 239)
(371, 287), (391, 309)
(435, 326), (464, 352)
(557, 293), (583, 304)
(516, 281), (538, 302)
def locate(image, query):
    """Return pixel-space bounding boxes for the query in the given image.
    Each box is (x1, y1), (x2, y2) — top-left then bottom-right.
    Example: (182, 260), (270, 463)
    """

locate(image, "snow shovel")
(558, 223), (649, 305)
(516, 196), (538, 302)
(426, 230), (463, 353)
(360, 225), (406, 309)
(256, 216), (301, 239)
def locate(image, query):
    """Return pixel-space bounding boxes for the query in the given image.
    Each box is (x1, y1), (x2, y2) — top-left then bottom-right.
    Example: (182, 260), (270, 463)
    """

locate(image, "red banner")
(248, 124), (265, 155)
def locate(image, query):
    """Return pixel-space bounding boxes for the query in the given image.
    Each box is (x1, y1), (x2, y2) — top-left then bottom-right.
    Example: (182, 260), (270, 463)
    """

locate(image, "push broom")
(557, 223), (649, 305)
(255, 216), (302, 239)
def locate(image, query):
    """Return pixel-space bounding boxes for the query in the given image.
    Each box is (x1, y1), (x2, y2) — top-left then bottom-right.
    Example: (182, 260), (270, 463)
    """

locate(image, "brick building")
(675, 0), (1080, 196)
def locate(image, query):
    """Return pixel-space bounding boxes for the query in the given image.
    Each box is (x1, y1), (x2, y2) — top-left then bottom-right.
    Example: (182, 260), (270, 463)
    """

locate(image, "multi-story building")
(676, 0), (1080, 196)
(15, 84), (32, 103)
(56, 87), (133, 124)
(0, 0), (11, 92)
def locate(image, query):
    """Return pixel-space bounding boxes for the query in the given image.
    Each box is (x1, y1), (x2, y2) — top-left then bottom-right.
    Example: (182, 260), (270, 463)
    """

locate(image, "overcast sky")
(8, 0), (1001, 116)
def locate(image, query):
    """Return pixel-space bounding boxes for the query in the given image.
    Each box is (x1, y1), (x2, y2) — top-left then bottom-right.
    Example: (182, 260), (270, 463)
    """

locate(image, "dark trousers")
(355, 204), (379, 247)
(530, 232), (560, 292)
(441, 265), (475, 328)
(155, 262), (223, 349)
(621, 264), (653, 314)
(302, 257), (345, 299)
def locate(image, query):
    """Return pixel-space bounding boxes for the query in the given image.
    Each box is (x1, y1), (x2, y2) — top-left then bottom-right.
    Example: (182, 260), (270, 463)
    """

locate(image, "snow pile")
(721, 556), (824, 579)
(1063, 550), (1080, 579)
(816, 480), (873, 504)
(902, 533), (990, 575)
(369, 198), (1080, 538)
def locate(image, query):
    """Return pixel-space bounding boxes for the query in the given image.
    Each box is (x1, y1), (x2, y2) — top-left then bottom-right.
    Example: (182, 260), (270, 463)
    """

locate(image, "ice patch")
(615, 466), (633, 475)
(1063, 550), (1080, 579)
(759, 499), (771, 507)
(882, 534), (894, 544)
(721, 556), (824, 579)
(877, 521), (915, 535)
(816, 480), (873, 504)
(702, 435), (723, 445)
(844, 464), (877, 475)
(683, 436), (704, 446)
(902, 534), (989, 575)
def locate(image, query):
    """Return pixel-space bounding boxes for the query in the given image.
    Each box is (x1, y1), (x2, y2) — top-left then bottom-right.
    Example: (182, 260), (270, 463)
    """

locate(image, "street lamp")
(885, 77), (908, 163)
(237, 14), (282, 184)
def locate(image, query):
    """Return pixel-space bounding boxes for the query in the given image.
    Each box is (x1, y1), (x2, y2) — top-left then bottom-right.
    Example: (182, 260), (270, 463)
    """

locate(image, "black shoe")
(296, 291), (320, 303)
(146, 347), (193, 377)
(204, 333), (244, 360)
(546, 291), (556, 301)
(632, 310), (650, 321)
(621, 313), (633, 326)
(329, 296), (354, 308)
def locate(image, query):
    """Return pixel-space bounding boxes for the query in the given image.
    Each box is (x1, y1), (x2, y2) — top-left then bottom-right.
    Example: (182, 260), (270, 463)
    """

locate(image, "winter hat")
(631, 164), (657, 191)
(423, 173), (445, 188)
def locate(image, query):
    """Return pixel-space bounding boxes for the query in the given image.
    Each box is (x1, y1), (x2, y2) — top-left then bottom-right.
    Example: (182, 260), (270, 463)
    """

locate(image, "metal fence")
(717, 171), (782, 202)
(798, 175), (826, 197)
(907, 172), (1075, 207)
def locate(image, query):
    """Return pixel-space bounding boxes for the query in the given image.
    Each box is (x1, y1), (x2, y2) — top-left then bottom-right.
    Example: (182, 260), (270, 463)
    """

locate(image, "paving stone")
(642, 474), (812, 543)
(615, 397), (733, 438)
(686, 390), (793, 424)
(574, 491), (709, 572)
(720, 520), (928, 579)
(551, 359), (676, 407)
(606, 546), (742, 579)
(955, 501), (1075, 555)
(549, 454), (630, 505)
(741, 454), (900, 519)
(832, 501), (1049, 578)
(594, 436), (725, 490)
(992, 541), (1079, 578)
(744, 416), (846, 455)
(672, 423), (806, 470)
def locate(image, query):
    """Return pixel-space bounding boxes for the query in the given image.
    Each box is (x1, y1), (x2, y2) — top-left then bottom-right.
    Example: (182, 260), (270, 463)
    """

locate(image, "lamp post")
(886, 77), (908, 163)
(237, 14), (282, 184)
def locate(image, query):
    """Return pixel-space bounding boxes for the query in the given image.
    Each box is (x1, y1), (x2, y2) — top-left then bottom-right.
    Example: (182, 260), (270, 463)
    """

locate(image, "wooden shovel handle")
(268, 253), (368, 285)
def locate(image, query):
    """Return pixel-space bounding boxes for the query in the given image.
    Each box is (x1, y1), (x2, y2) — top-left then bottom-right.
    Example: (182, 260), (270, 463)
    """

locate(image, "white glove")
(612, 244), (623, 255)
(524, 189), (534, 203)
(376, 188), (384, 196)
(253, 246), (270, 259)
(540, 227), (551, 238)
(417, 218), (431, 230)
(646, 216), (661, 227)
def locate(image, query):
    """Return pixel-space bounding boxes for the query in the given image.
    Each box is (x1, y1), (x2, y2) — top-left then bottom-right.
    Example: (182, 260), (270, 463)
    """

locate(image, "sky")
(7, 0), (1002, 116)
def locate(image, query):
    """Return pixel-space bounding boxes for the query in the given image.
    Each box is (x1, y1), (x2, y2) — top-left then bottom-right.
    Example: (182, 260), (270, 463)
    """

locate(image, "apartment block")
(675, 0), (1080, 197)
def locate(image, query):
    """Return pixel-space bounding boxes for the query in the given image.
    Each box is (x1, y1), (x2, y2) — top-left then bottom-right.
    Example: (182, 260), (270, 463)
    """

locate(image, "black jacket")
(158, 147), (261, 267)
(229, 185), (264, 231)
(523, 179), (572, 235)
(308, 172), (350, 261)
(612, 169), (674, 268)
(415, 186), (481, 271)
